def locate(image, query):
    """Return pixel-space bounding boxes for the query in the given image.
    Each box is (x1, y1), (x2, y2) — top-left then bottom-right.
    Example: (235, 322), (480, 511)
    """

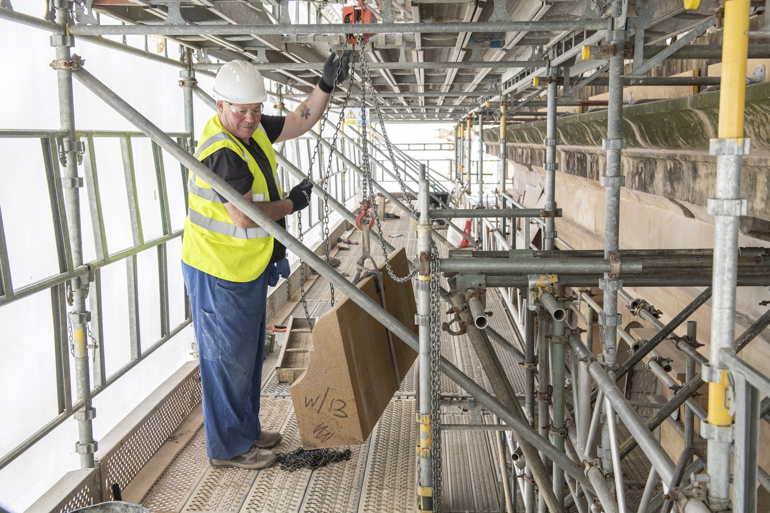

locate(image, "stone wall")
(485, 82), (770, 238)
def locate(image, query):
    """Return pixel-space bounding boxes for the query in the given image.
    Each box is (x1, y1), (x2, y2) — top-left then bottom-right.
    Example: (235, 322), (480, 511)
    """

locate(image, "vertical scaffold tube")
(684, 321), (696, 466)
(478, 106), (485, 206)
(600, 0), (626, 478)
(707, 0), (750, 508)
(53, 0), (96, 469)
(181, 51), (196, 153)
(524, 299), (536, 513)
(537, 309), (551, 513)
(457, 121), (465, 187)
(577, 299), (593, 454)
(543, 65), (558, 252)
(466, 117), (473, 196)
(456, 123), (461, 184)
(500, 100), (508, 243)
(551, 315), (566, 509)
(417, 164), (434, 512)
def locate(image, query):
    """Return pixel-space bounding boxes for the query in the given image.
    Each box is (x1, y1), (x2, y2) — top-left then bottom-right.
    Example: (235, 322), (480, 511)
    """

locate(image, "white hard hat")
(212, 60), (267, 104)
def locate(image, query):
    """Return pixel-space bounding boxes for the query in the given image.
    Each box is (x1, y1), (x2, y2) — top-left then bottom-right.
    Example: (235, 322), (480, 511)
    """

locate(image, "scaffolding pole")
(478, 105), (485, 207)
(51, 0), (97, 469)
(596, 0), (628, 481)
(71, 63), (600, 502)
(417, 165), (434, 512)
(69, 20), (608, 37)
(705, 0), (751, 508)
(543, 62), (558, 252)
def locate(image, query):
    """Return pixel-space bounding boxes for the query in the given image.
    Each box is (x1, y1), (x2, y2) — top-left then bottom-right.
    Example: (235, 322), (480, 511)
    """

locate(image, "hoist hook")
(356, 200), (375, 230)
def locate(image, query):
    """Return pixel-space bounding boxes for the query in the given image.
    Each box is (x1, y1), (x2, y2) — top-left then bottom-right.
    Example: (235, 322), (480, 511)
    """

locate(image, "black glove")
(319, 50), (353, 93)
(288, 179), (313, 214)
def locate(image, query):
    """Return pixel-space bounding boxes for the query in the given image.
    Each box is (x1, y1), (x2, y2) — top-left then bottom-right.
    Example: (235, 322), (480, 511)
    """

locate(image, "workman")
(181, 52), (352, 470)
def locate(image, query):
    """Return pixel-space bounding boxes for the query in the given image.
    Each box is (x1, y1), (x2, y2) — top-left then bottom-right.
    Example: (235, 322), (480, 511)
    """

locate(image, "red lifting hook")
(356, 200), (375, 230)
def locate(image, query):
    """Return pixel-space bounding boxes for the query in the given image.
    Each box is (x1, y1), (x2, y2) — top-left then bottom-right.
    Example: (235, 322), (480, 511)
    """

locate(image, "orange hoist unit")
(342, 0), (376, 45)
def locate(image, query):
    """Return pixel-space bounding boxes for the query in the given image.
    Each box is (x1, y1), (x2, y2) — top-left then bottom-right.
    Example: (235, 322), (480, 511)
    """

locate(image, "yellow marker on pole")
(717, 0), (750, 139)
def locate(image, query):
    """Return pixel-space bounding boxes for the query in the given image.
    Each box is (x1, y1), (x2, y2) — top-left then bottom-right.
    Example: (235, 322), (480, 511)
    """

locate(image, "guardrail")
(0, 125), (360, 472)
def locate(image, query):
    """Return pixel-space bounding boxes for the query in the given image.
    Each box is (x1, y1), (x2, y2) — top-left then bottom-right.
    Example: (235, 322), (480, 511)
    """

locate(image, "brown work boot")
(255, 430), (282, 449)
(209, 444), (276, 470)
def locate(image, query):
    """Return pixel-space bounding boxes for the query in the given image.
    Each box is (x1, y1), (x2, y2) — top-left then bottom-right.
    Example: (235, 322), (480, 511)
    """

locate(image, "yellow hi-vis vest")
(181, 114), (283, 282)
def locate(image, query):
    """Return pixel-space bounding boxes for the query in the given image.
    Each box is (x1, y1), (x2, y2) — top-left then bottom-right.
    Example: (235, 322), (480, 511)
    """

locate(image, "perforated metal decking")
(132, 204), (649, 513)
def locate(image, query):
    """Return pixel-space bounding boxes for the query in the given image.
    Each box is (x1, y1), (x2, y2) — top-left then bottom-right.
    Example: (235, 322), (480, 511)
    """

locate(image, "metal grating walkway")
(128, 201), (647, 513)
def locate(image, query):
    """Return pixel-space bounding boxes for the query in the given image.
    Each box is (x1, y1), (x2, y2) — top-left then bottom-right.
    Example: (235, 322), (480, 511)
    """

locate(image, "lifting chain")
(295, 52), (357, 328)
(428, 241), (443, 513)
(355, 36), (417, 283)
(296, 191), (314, 330)
(275, 447), (352, 472)
(305, 54), (356, 307)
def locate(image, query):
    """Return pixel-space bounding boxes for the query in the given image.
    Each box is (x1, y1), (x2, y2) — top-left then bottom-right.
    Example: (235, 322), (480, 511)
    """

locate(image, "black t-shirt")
(202, 114), (288, 264)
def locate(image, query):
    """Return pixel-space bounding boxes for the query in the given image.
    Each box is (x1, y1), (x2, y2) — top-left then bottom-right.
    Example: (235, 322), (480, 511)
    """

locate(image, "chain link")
(275, 447), (352, 472)
(356, 36), (417, 283)
(295, 51), (356, 323)
(296, 192), (313, 329)
(429, 242), (443, 512)
(305, 52), (356, 307)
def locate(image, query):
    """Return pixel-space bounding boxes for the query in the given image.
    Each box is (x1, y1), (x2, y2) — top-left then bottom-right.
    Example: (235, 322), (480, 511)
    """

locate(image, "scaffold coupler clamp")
(527, 274), (558, 311)
(57, 137), (86, 168)
(419, 251), (430, 277)
(550, 335), (568, 345)
(537, 385), (553, 405)
(50, 54), (85, 71)
(545, 423), (567, 438)
(582, 458), (601, 476)
(442, 305), (467, 336)
(178, 77), (198, 89)
(627, 297), (662, 318)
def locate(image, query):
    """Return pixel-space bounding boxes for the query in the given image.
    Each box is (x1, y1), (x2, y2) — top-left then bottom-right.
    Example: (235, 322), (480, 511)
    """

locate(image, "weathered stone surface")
(487, 82), (770, 231)
(490, 82), (770, 151)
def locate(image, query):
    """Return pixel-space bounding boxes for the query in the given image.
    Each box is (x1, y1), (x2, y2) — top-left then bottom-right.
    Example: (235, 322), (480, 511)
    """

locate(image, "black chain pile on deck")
(274, 447), (352, 472)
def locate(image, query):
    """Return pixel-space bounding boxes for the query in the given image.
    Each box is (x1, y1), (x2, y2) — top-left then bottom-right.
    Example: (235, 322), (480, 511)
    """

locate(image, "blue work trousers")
(182, 262), (267, 460)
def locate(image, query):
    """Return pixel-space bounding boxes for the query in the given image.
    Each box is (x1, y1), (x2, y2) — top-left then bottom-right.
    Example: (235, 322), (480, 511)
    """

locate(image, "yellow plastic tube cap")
(683, 0), (700, 9)
(533, 77), (539, 87)
(582, 45), (591, 61)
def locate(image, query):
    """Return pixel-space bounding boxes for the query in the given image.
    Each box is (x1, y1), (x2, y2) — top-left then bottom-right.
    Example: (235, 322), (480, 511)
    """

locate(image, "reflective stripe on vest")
(188, 208), (269, 239)
(194, 131), (248, 161)
(187, 177), (266, 204)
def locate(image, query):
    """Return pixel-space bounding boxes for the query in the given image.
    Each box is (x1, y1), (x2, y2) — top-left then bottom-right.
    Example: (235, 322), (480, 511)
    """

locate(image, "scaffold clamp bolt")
(50, 54), (85, 71)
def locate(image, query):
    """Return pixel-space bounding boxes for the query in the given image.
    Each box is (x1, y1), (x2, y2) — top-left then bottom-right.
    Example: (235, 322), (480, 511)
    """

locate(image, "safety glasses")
(224, 101), (264, 117)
